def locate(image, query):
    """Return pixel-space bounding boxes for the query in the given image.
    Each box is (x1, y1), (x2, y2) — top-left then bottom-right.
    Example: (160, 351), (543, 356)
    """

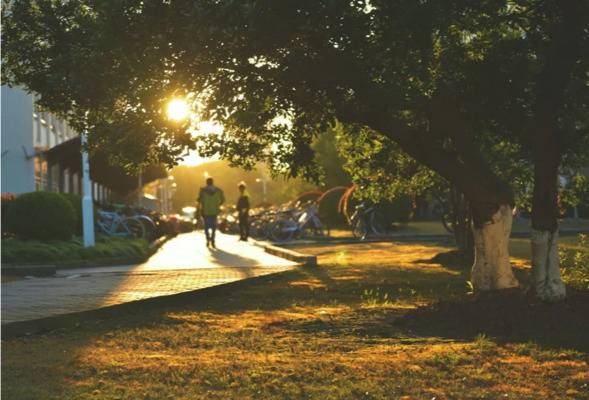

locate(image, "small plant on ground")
(473, 334), (497, 355)
(361, 287), (391, 306)
(560, 233), (589, 290)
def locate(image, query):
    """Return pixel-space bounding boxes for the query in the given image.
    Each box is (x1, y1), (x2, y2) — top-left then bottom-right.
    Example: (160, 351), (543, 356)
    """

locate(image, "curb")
(263, 244), (318, 267)
(0, 264), (56, 277)
(1, 234), (173, 277)
(1, 268), (296, 339)
(278, 235), (452, 248)
(275, 229), (589, 248)
(149, 234), (173, 251)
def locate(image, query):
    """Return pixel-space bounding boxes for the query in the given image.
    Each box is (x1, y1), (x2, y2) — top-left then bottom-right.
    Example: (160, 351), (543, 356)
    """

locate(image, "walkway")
(1, 232), (297, 324)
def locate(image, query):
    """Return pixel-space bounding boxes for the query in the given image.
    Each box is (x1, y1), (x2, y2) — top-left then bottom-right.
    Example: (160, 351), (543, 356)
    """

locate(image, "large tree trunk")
(531, 124), (566, 301)
(531, 228), (565, 301)
(527, 1), (584, 301)
(471, 204), (519, 291)
(438, 187), (473, 254)
(363, 89), (520, 293)
(448, 187), (473, 253)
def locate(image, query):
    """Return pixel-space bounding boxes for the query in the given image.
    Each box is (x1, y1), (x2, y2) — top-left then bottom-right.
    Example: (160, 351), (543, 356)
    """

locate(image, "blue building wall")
(1, 86), (35, 194)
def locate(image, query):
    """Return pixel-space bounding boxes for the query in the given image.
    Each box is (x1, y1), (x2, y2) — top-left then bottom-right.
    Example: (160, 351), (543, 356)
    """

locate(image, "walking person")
(236, 182), (250, 241)
(197, 177), (225, 248)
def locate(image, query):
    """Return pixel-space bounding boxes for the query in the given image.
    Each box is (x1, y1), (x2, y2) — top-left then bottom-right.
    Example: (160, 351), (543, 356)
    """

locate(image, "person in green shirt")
(197, 177), (225, 248)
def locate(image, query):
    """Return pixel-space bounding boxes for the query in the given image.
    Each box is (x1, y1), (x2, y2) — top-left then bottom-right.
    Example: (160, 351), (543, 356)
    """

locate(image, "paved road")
(1, 232), (296, 324)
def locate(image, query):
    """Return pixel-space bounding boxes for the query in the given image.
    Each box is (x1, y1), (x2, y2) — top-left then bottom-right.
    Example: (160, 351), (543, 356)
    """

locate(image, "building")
(1, 85), (110, 201)
(142, 176), (177, 213)
(2, 86), (170, 211)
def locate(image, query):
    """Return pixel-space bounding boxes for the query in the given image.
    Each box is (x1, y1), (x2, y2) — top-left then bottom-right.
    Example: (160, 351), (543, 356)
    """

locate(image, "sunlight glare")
(167, 98), (190, 121)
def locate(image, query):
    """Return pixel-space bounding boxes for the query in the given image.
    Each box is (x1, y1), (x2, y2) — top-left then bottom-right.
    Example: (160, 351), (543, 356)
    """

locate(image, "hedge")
(4, 191), (76, 241)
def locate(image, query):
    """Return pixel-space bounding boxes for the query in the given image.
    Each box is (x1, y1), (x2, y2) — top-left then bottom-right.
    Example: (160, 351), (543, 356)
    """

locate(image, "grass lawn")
(330, 218), (589, 238)
(329, 221), (449, 238)
(509, 235), (581, 261)
(1, 235), (150, 264)
(3, 242), (588, 400)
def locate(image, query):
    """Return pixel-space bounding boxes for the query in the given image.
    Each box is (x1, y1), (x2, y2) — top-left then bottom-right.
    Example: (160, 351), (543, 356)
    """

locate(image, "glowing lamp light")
(166, 98), (190, 121)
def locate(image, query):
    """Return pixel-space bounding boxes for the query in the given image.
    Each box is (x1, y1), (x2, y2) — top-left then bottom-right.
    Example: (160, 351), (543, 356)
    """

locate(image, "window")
(34, 157), (48, 191)
(50, 164), (60, 192)
(63, 168), (70, 193)
(72, 172), (79, 195)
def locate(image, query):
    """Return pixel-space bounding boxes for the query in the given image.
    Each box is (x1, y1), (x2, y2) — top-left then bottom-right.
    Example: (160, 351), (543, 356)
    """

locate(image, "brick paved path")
(1, 232), (296, 324)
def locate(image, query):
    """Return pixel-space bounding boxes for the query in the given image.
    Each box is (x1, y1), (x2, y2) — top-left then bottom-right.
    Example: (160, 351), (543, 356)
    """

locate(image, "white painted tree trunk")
(471, 204), (519, 291)
(531, 229), (566, 302)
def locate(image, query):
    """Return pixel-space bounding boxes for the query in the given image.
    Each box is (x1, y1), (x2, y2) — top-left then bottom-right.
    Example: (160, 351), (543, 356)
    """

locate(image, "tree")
(526, 1), (589, 301)
(3, 0), (588, 295)
(335, 124), (532, 253)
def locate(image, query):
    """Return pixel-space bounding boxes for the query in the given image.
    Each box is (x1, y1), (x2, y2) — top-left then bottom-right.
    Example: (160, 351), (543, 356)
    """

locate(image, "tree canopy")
(3, 0), (588, 217)
(5, 0), (589, 295)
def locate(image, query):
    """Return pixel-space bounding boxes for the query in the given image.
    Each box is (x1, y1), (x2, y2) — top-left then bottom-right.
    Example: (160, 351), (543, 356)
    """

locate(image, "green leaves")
(3, 0), (587, 187)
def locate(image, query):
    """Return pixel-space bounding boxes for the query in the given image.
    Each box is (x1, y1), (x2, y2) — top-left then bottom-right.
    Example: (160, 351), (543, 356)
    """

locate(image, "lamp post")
(137, 169), (143, 208)
(81, 132), (95, 247)
(256, 177), (267, 204)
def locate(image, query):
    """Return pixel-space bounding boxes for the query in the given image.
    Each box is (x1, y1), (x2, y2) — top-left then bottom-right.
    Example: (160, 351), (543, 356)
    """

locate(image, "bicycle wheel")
(323, 222), (331, 237)
(137, 216), (157, 241)
(302, 219), (328, 238)
(251, 220), (269, 240)
(121, 217), (146, 239)
(96, 221), (110, 235)
(369, 211), (388, 236)
(270, 219), (296, 242)
(351, 217), (367, 239)
(441, 211), (455, 234)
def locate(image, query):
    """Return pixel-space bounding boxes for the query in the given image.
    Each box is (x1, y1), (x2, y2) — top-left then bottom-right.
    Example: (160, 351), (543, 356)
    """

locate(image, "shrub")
(560, 233), (589, 291)
(1, 236), (149, 263)
(59, 192), (83, 233)
(378, 196), (413, 225)
(1, 192), (17, 235)
(4, 191), (76, 241)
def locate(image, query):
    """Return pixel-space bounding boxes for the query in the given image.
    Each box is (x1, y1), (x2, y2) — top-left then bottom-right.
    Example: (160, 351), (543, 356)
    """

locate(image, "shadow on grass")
(6, 242), (588, 400)
(413, 249), (473, 272)
(413, 248), (532, 285)
(394, 289), (589, 353)
(7, 248), (586, 354)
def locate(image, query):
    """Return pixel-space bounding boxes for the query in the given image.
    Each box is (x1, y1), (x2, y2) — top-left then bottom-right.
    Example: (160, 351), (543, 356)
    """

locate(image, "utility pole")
(81, 132), (95, 247)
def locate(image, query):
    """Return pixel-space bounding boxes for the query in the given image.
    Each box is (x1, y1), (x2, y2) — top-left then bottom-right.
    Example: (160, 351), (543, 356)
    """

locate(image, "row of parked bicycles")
(218, 199), (388, 242)
(96, 186), (391, 243)
(96, 205), (194, 241)
(219, 200), (328, 242)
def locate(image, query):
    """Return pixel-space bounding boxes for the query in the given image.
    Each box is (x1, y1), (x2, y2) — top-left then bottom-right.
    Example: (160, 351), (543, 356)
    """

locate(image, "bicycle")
(269, 202), (328, 242)
(96, 210), (146, 239)
(350, 203), (388, 239)
(249, 208), (274, 240)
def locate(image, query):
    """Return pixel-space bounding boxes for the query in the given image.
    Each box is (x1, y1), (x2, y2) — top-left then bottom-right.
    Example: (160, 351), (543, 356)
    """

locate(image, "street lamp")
(256, 177), (267, 204)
